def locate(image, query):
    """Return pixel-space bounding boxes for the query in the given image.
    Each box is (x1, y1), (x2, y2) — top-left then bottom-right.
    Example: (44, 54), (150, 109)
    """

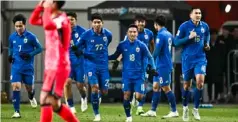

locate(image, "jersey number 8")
(129, 54), (135, 61)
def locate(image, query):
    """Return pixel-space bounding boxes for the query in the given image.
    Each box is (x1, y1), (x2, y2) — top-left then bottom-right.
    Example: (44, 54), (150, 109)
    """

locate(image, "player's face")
(14, 21), (25, 35)
(135, 20), (146, 31)
(127, 27), (138, 41)
(92, 19), (103, 33)
(68, 16), (77, 28)
(190, 9), (202, 22)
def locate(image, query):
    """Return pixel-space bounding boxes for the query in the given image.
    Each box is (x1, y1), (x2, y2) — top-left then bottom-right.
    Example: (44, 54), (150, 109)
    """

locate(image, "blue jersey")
(174, 20), (210, 63)
(8, 30), (42, 72)
(77, 28), (112, 69)
(124, 28), (154, 47)
(109, 39), (156, 79)
(69, 25), (86, 66)
(153, 27), (173, 71)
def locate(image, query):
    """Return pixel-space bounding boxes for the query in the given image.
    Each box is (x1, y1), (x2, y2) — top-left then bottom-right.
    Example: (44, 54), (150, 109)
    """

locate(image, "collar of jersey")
(189, 19), (203, 27)
(90, 28), (105, 36)
(15, 29), (28, 37)
(72, 25), (79, 32)
(157, 27), (166, 34)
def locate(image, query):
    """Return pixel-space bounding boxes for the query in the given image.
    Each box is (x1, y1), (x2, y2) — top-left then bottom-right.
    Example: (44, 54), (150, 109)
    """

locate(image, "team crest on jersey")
(201, 27), (205, 33)
(144, 34), (148, 39)
(24, 38), (28, 43)
(74, 32), (79, 38)
(13, 40), (16, 43)
(88, 72), (92, 77)
(103, 36), (107, 42)
(136, 47), (140, 52)
(91, 40), (94, 43)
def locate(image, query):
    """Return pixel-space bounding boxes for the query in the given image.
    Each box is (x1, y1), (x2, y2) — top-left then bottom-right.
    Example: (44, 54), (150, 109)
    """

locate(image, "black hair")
(67, 12), (77, 20)
(54, 0), (65, 9)
(190, 7), (201, 14)
(12, 14), (26, 25)
(128, 24), (138, 30)
(154, 14), (166, 26)
(91, 13), (103, 21)
(134, 14), (146, 21)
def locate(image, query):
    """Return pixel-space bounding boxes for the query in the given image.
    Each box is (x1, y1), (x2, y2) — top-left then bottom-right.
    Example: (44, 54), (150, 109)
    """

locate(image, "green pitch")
(1, 103), (238, 122)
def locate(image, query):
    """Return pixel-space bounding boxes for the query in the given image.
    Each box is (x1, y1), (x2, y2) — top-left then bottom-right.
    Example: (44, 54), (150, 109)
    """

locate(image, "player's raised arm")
(29, 0), (44, 26)
(29, 35), (43, 57)
(108, 43), (122, 60)
(42, 0), (61, 30)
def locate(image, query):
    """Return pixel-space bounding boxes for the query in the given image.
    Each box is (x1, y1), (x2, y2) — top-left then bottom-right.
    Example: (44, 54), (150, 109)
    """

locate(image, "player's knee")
(40, 91), (49, 105)
(11, 82), (21, 91)
(197, 82), (204, 89)
(76, 83), (84, 90)
(91, 85), (99, 93)
(162, 86), (171, 93)
(123, 92), (130, 100)
(135, 93), (143, 102)
(183, 82), (191, 90)
(152, 83), (159, 92)
(65, 79), (72, 88)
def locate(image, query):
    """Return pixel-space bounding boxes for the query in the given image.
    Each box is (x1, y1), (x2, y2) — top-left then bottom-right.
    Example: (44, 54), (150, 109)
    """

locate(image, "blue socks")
(123, 99), (131, 117)
(151, 91), (161, 111)
(67, 98), (74, 108)
(91, 92), (99, 115)
(194, 88), (203, 109)
(166, 91), (177, 112)
(12, 91), (20, 113)
(182, 89), (190, 106)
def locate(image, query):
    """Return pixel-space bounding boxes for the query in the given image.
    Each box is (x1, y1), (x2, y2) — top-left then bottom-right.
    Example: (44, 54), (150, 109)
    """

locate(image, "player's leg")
(23, 73), (37, 108)
(134, 78), (145, 116)
(136, 73), (148, 115)
(160, 71), (179, 118)
(64, 67), (76, 113)
(141, 75), (161, 117)
(10, 71), (22, 118)
(87, 70), (101, 121)
(122, 78), (133, 122)
(192, 63), (206, 120)
(53, 65), (79, 122)
(40, 69), (57, 122)
(182, 68), (193, 122)
(75, 65), (88, 112)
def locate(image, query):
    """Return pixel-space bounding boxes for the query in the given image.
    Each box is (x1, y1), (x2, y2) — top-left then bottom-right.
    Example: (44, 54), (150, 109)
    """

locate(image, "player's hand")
(8, 55), (14, 63)
(204, 44), (210, 51)
(75, 50), (83, 57)
(71, 45), (78, 51)
(112, 60), (120, 71)
(189, 29), (197, 39)
(19, 52), (31, 60)
(148, 69), (159, 76)
(38, 0), (45, 7)
(43, 0), (53, 8)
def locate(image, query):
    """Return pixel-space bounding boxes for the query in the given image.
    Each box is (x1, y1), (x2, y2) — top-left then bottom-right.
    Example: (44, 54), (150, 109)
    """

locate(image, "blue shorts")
(11, 69), (34, 85)
(69, 65), (84, 82)
(182, 61), (207, 81)
(86, 68), (110, 91)
(153, 68), (171, 87)
(122, 77), (145, 94)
